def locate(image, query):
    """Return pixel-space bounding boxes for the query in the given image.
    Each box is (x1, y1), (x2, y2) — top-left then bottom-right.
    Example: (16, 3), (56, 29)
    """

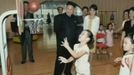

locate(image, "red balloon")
(29, 0), (40, 12)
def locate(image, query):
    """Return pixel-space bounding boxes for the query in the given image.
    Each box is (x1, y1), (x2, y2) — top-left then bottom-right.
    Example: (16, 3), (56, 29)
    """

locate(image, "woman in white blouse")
(83, 4), (100, 53)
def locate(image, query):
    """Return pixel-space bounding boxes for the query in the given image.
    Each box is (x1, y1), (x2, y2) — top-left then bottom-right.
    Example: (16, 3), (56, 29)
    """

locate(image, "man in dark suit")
(20, 1), (35, 64)
(54, 2), (78, 75)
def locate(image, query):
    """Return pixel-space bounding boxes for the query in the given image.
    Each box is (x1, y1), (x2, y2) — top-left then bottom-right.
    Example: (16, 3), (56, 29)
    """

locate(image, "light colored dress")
(74, 44), (90, 75)
(119, 53), (134, 75)
(106, 29), (113, 47)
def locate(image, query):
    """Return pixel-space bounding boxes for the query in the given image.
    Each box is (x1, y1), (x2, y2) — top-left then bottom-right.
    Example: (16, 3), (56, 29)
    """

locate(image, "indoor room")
(0, 0), (134, 75)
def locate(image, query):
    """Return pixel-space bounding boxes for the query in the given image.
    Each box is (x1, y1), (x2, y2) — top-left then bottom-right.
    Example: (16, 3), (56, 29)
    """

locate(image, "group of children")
(96, 23), (114, 56)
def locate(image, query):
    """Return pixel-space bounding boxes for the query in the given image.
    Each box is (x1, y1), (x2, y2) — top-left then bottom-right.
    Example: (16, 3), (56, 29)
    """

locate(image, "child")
(96, 24), (106, 45)
(58, 30), (94, 75)
(106, 23), (114, 55)
(114, 33), (134, 75)
(96, 24), (108, 56)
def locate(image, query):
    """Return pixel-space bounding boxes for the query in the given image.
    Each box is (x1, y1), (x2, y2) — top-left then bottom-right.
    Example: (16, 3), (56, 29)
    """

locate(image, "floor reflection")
(47, 24), (53, 39)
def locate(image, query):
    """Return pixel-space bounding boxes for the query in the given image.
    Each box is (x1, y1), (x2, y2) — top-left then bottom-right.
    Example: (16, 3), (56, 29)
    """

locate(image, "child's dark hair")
(107, 23), (112, 29)
(85, 30), (94, 49)
(99, 24), (104, 30)
(125, 33), (134, 44)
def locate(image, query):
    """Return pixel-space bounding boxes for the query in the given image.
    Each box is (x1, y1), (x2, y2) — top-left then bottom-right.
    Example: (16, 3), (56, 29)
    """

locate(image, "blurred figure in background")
(82, 6), (89, 18)
(121, 7), (134, 55)
(57, 6), (64, 14)
(20, 1), (35, 64)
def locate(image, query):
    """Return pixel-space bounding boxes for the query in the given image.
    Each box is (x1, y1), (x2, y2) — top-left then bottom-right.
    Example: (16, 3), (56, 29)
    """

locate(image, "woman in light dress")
(83, 4), (100, 53)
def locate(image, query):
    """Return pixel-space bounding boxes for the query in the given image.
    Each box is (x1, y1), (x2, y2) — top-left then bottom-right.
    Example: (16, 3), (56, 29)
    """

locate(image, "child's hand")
(61, 37), (69, 48)
(114, 57), (122, 63)
(58, 56), (68, 63)
(113, 57), (122, 67)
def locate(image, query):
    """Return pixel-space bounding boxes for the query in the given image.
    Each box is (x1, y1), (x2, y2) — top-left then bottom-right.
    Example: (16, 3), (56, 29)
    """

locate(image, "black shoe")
(29, 59), (35, 63)
(21, 61), (26, 64)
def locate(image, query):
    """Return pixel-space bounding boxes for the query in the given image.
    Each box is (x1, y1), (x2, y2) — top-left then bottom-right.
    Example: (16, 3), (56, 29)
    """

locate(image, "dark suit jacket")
(54, 13), (78, 58)
(21, 12), (34, 40)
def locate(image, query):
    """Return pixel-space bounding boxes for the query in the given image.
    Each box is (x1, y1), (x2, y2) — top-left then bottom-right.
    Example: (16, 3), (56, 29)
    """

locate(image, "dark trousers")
(20, 29), (34, 61)
(76, 26), (83, 43)
(54, 56), (73, 75)
(54, 35), (73, 75)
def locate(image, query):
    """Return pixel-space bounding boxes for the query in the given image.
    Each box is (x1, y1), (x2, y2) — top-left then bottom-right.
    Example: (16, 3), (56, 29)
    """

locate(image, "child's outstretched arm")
(61, 38), (88, 59)
(58, 56), (74, 63)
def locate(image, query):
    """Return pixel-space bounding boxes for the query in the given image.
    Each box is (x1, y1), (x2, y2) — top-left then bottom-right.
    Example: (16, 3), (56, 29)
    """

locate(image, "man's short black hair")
(66, 1), (76, 8)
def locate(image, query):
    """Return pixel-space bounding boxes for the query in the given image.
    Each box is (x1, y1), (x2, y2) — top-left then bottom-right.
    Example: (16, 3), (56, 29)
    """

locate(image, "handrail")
(0, 10), (17, 75)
